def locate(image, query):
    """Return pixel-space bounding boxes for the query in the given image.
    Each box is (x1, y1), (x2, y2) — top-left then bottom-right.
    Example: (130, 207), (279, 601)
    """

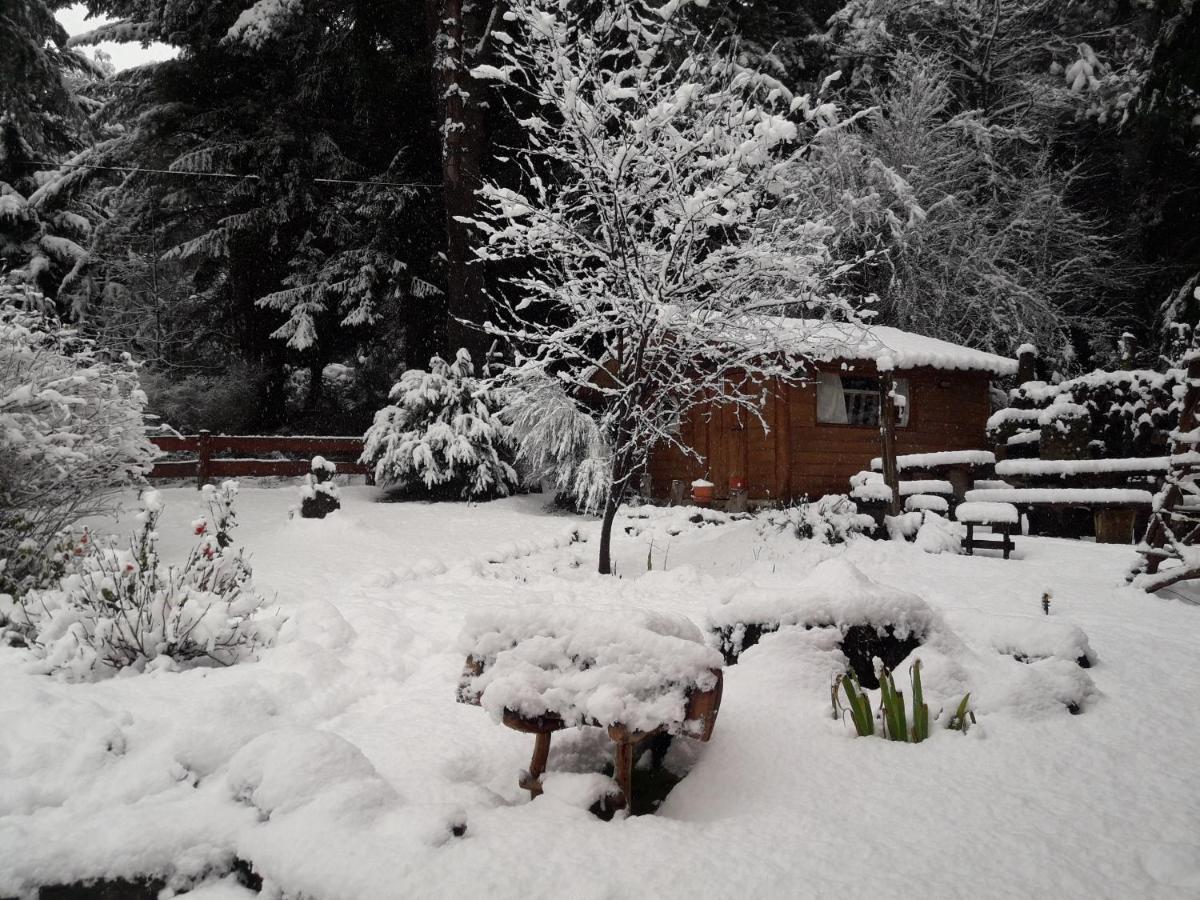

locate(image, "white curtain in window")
(816, 372), (848, 424)
(893, 378), (910, 427)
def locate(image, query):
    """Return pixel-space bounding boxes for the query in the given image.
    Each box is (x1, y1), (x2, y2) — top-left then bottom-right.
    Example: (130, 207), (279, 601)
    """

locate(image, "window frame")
(814, 371), (911, 429)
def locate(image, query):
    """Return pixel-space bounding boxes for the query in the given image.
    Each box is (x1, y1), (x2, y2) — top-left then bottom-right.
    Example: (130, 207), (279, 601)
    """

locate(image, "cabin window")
(816, 373), (909, 427)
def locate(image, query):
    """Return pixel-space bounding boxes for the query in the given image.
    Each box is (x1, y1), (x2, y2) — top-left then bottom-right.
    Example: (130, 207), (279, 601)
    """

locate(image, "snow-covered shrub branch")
(2, 485), (280, 680)
(362, 349), (517, 500)
(504, 373), (610, 513)
(764, 495), (874, 545)
(468, 0), (864, 571)
(0, 293), (157, 599)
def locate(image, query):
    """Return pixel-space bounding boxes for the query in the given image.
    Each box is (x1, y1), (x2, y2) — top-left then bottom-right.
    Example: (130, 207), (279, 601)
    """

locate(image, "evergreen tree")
(75, 0), (445, 430)
(1, 1), (106, 306)
(361, 349), (517, 500)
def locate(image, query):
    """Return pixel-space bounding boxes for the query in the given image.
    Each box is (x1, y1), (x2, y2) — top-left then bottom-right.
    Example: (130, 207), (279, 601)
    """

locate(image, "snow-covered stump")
(708, 559), (935, 687)
(457, 610), (724, 817)
(299, 456), (341, 519)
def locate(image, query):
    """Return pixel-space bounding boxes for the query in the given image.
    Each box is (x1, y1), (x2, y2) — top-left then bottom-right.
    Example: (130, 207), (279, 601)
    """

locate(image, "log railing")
(149, 431), (371, 488)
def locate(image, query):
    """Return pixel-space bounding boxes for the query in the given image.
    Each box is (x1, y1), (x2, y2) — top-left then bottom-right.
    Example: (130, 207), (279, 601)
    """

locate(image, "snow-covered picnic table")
(964, 487), (1154, 544)
(457, 609), (724, 815)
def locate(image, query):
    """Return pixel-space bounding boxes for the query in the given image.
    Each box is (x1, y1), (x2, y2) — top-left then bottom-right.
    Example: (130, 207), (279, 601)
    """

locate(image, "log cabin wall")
(647, 362), (993, 503)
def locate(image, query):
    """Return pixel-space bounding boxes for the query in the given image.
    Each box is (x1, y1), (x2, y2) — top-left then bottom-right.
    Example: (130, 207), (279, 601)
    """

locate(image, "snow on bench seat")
(995, 458), (1169, 478)
(850, 471), (954, 502)
(964, 488), (1154, 507)
(906, 494), (949, 513)
(870, 450), (995, 471)
(955, 502), (1020, 525)
(900, 479), (954, 496)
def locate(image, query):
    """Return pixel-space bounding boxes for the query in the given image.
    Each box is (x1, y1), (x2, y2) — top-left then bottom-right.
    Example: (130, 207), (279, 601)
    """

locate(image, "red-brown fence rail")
(149, 431), (371, 487)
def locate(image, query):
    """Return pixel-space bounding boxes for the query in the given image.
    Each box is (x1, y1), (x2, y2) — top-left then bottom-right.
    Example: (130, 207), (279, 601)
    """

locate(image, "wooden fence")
(149, 431), (371, 487)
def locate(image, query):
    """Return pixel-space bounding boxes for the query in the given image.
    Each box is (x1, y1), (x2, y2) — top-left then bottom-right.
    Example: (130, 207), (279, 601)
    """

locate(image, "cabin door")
(701, 385), (780, 501)
(705, 402), (749, 500)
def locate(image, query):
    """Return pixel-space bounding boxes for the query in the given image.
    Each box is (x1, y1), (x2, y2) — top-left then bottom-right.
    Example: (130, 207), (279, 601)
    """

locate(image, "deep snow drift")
(1, 485), (1198, 898)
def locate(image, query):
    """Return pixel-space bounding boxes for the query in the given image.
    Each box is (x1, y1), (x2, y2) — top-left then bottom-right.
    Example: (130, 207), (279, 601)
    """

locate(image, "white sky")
(56, 4), (178, 72)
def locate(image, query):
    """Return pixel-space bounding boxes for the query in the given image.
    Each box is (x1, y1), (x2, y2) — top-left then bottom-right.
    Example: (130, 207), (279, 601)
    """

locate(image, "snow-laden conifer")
(362, 349), (517, 500)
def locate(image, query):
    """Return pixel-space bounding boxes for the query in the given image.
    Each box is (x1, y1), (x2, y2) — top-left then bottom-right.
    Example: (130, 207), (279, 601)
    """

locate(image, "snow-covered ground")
(2, 485), (1199, 898)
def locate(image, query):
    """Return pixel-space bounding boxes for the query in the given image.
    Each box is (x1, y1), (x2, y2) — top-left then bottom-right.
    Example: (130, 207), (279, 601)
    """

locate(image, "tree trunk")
(426, 0), (493, 364)
(597, 487), (622, 575)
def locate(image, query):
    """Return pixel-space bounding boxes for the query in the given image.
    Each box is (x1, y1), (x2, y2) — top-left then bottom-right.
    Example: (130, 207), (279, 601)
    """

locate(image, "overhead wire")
(18, 159), (442, 190)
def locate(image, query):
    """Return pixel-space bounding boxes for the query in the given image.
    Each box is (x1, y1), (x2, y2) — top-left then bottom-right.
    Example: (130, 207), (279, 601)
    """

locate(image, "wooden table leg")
(613, 738), (635, 811)
(608, 724), (652, 815)
(519, 731), (552, 799)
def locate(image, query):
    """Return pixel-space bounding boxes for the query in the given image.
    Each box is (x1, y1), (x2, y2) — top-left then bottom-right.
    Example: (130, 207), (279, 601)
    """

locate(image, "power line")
(20, 159), (442, 190)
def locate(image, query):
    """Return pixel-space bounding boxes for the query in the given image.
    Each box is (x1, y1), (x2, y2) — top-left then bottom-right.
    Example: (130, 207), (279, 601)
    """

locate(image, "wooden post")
(669, 479), (686, 506)
(1016, 344), (1038, 385)
(196, 430), (211, 490)
(878, 372), (901, 517)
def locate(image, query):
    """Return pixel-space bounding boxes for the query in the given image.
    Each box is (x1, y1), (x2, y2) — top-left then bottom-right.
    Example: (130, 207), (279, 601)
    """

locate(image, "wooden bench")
(963, 488), (1154, 544)
(457, 615), (723, 816)
(955, 501), (1020, 559)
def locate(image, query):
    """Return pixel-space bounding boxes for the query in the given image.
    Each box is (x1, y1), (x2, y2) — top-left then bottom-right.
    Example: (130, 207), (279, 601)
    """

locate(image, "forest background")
(3, 0), (1198, 435)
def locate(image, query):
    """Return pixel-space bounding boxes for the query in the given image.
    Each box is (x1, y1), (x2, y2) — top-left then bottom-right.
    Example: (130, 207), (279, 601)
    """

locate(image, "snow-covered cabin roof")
(749, 317), (1018, 376)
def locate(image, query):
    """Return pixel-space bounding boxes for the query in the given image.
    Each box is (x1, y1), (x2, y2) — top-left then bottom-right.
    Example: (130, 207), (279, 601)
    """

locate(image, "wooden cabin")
(647, 322), (1017, 504)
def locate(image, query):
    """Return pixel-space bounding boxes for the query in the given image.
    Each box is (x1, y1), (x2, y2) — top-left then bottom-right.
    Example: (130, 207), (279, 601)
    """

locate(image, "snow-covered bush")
(361, 349), (517, 500)
(768, 495), (874, 544)
(2, 484), (279, 679)
(299, 456), (340, 519)
(504, 373), (609, 513)
(0, 295), (157, 599)
(913, 512), (965, 554)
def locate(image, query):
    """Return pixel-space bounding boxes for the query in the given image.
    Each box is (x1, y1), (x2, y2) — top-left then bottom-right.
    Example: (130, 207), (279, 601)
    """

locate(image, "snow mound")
(459, 608), (721, 734)
(708, 558), (943, 655)
(225, 727), (399, 820)
(539, 772), (622, 810)
(979, 617), (1095, 667)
